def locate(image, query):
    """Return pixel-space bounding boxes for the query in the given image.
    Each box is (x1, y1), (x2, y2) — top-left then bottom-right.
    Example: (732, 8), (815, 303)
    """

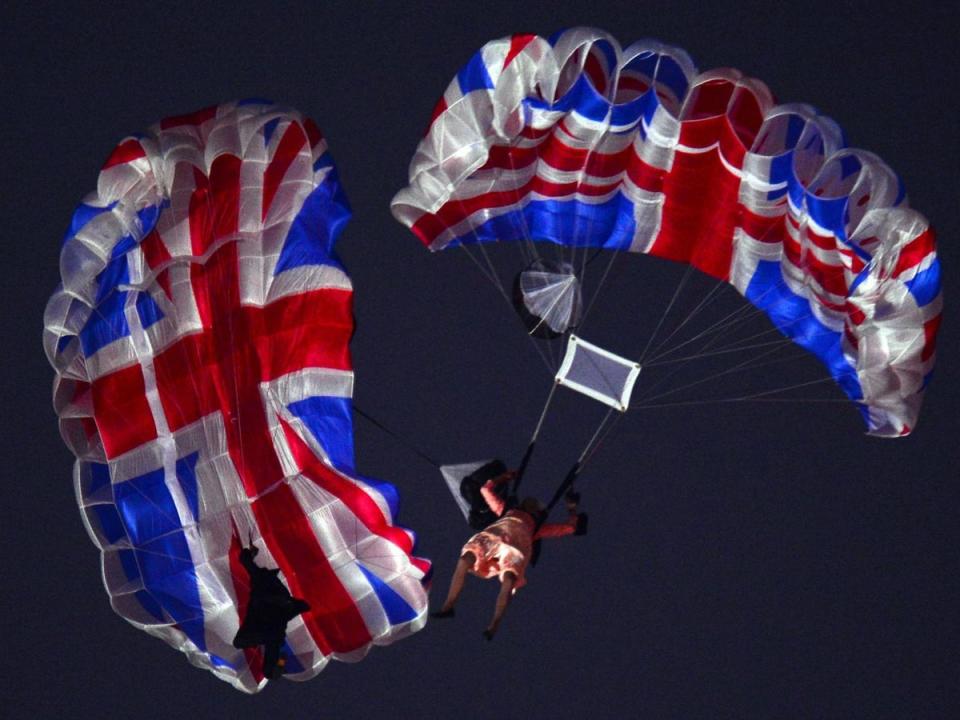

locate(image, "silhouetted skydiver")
(232, 543), (311, 679)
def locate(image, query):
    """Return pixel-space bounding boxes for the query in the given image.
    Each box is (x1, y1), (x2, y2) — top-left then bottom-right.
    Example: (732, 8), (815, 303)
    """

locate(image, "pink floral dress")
(461, 475), (577, 590)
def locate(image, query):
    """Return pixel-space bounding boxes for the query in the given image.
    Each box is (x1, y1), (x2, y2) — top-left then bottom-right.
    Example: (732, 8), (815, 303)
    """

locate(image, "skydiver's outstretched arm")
(239, 545), (260, 575)
(480, 470), (516, 516)
(534, 492), (586, 539)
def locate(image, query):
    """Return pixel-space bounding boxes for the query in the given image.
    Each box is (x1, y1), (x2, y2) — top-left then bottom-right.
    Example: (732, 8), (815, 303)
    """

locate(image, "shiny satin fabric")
(393, 28), (941, 436)
(45, 101), (430, 692)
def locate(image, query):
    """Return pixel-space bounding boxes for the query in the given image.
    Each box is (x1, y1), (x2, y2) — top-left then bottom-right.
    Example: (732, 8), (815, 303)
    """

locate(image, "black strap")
(511, 441), (537, 497)
(545, 462), (581, 514)
(533, 461), (582, 534)
(512, 381), (560, 497)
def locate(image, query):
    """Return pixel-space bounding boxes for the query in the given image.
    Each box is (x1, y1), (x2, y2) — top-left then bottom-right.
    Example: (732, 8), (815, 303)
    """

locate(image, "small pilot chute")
(513, 260), (583, 338)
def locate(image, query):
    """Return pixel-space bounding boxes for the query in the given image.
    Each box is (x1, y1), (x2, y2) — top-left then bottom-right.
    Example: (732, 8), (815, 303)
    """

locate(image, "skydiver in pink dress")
(433, 469), (586, 639)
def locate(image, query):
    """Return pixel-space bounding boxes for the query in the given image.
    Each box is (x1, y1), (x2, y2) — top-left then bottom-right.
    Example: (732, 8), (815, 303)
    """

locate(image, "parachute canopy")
(44, 101), (430, 692)
(392, 28), (942, 436)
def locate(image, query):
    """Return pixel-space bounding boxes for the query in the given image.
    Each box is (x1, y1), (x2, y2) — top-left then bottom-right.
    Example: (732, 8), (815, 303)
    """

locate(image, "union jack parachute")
(44, 101), (430, 692)
(392, 28), (942, 436)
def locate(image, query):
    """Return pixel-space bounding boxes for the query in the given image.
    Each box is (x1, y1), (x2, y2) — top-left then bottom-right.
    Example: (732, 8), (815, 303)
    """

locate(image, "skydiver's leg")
(262, 640), (282, 679)
(483, 571), (516, 640)
(434, 552), (476, 617)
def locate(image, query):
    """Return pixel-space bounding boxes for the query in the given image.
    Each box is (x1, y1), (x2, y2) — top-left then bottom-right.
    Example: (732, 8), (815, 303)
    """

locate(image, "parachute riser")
(534, 404), (620, 534)
(511, 380), (559, 497)
(540, 462), (582, 524)
(515, 353), (624, 504)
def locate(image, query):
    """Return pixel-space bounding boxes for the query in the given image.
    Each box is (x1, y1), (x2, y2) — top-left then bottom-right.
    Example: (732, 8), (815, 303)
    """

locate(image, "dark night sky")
(2, 2), (958, 718)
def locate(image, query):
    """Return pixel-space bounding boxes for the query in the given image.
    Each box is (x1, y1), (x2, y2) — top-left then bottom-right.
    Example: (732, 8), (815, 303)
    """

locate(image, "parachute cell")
(45, 101), (430, 692)
(392, 28), (942, 436)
